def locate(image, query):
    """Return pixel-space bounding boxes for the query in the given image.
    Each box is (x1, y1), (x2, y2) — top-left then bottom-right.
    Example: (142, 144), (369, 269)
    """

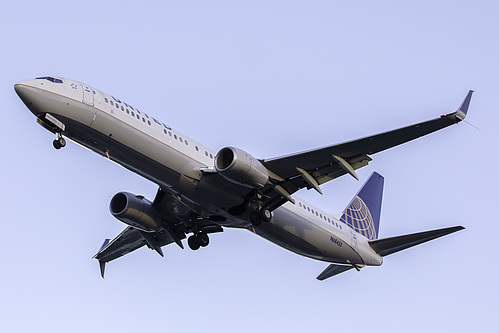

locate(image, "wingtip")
(99, 260), (106, 279)
(456, 90), (474, 120)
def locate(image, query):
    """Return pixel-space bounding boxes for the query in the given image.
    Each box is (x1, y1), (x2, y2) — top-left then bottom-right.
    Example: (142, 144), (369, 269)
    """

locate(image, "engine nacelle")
(110, 192), (162, 232)
(215, 147), (269, 189)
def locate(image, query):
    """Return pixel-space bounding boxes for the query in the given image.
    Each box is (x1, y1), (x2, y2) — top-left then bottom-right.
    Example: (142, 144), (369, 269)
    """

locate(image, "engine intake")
(215, 147), (269, 189)
(110, 192), (162, 232)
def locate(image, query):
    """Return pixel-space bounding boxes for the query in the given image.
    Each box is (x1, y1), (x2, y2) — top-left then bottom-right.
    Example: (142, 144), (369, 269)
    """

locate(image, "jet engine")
(110, 192), (162, 232)
(215, 147), (269, 189)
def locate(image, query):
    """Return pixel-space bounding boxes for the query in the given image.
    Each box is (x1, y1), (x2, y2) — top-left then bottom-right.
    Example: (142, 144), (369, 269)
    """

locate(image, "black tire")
(53, 139), (61, 150)
(188, 236), (200, 250)
(259, 208), (272, 223)
(196, 232), (209, 247)
(250, 211), (262, 226)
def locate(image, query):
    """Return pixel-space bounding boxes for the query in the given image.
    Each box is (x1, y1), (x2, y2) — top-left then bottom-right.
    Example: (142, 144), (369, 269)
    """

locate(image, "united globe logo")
(340, 196), (377, 240)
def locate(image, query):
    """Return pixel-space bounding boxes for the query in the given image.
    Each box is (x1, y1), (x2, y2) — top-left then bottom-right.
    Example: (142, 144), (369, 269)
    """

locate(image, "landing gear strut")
(53, 134), (66, 150)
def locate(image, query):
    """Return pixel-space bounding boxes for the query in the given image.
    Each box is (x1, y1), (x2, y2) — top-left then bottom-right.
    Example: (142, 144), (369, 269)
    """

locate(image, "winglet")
(455, 90), (474, 120)
(98, 238), (111, 252)
(99, 260), (106, 279)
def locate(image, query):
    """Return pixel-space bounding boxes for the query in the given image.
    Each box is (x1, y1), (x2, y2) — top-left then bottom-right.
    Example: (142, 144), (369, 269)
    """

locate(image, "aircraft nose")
(15, 80), (38, 101)
(15, 80), (42, 115)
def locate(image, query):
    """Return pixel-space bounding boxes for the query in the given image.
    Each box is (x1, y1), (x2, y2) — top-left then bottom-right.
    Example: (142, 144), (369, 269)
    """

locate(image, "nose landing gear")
(53, 134), (66, 150)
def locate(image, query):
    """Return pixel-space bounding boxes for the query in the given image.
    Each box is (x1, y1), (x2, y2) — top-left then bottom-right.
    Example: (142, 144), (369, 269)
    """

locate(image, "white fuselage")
(15, 77), (383, 267)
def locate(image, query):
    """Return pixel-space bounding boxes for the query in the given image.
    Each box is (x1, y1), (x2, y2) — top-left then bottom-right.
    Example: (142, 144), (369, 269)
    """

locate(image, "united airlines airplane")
(14, 76), (473, 280)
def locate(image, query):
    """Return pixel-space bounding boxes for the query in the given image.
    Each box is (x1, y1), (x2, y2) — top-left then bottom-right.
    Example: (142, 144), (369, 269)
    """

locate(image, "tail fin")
(340, 172), (384, 240)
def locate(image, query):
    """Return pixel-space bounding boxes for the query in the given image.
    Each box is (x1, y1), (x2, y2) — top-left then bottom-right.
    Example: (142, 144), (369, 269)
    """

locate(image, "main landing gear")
(187, 232), (210, 251)
(250, 206), (272, 226)
(53, 133), (66, 150)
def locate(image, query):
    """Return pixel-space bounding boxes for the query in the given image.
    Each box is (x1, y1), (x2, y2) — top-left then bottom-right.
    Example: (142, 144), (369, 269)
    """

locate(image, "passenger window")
(105, 98), (109, 103)
(205, 151), (208, 157)
(195, 146), (199, 151)
(185, 140), (188, 145)
(164, 129), (167, 134)
(179, 137), (183, 143)
(142, 118), (146, 123)
(121, 106), (124, 111)
(136, 114), (140, 120)
(126, 109), (130, 114)
(174, 134), (177, 140)
(131, 112), (135, 117)
(148, 120), (151, 126)
(110, 101), (114, 106)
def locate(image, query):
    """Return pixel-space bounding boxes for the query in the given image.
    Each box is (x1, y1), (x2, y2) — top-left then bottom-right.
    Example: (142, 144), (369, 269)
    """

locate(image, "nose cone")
(15, 80), (37, 101)
(15, 80), (42, 115)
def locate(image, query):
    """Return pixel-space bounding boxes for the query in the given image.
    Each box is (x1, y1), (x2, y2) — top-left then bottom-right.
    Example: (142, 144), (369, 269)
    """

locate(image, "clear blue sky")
(1, 1), (496, 332)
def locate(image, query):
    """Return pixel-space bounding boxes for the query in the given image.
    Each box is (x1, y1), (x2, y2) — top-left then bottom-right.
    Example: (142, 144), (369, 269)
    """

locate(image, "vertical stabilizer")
(340, 172), (384, 240)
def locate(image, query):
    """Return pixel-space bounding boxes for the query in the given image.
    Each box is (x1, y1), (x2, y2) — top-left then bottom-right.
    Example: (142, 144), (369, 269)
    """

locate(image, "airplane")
(14, 76), (473, 280)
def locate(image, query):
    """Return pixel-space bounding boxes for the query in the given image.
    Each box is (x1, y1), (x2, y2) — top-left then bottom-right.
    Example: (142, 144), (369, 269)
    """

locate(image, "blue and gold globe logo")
(340, 196), (377, 240)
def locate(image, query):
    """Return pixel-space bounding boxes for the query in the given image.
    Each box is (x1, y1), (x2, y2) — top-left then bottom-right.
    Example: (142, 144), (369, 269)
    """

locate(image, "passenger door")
(81, 83), (94, 106)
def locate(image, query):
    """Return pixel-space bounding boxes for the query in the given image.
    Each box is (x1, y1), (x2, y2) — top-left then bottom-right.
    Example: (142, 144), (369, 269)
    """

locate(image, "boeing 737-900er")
(14, 76), (473, 280)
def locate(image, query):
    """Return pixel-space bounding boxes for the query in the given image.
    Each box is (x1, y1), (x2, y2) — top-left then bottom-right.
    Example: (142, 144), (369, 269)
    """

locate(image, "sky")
(1, 1), (497, 332)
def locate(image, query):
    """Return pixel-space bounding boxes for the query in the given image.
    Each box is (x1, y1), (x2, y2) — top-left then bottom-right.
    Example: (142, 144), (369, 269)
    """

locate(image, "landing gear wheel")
(259, 208), (272, 223)
(195, 232), (210, 247)
(58, 137), (66, 147)
(53, 137), (66, 150)
(53, 139), (61, 150)
(250, 211), (262, 226)
(188, 236), (200, 251)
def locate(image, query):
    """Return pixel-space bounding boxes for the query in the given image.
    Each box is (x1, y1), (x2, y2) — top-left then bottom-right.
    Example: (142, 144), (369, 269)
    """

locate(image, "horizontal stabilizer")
(369, 226), (464, 257)
(316, 264), (355, 280)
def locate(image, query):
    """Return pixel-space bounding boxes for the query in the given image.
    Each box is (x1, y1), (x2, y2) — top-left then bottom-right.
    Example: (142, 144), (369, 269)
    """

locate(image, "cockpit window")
(36, 76), (63, 84)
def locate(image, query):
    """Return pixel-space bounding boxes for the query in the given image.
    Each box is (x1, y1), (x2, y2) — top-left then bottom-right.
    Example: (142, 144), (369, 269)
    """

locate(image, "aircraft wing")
(260, 91), (473, 210)
(93, 226), (184, 277)
(93, 188), (222, 277)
